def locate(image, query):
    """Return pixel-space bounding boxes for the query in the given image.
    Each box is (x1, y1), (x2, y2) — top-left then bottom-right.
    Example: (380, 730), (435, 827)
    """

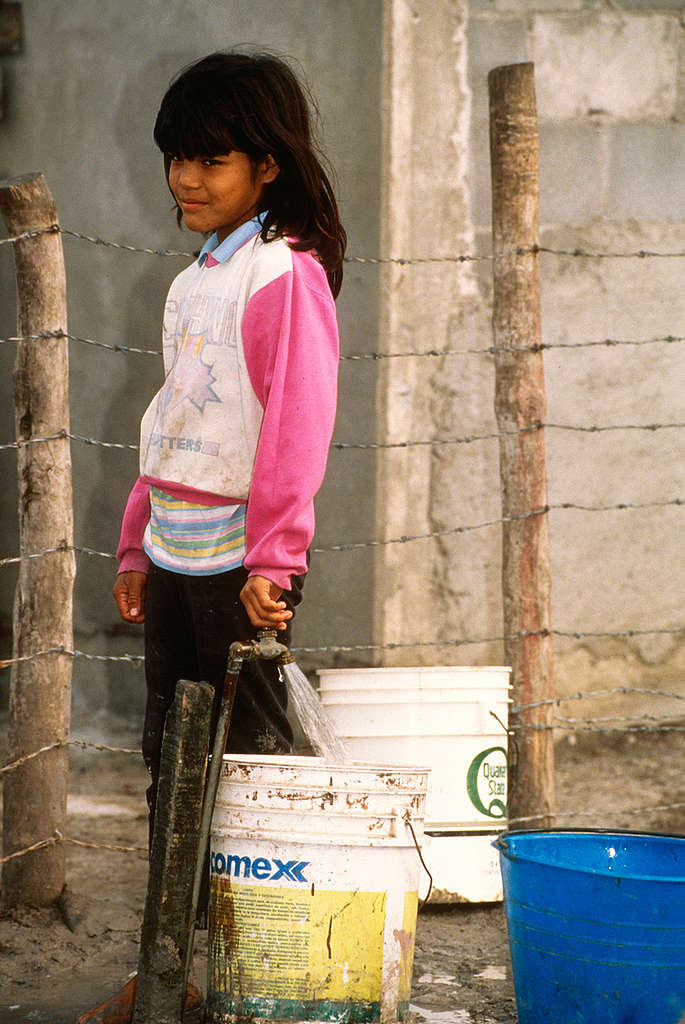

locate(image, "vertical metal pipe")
(182, 632), (288, 992)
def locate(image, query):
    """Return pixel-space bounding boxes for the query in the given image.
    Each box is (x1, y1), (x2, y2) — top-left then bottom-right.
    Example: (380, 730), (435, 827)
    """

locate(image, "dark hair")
(153, 51), (346, 297)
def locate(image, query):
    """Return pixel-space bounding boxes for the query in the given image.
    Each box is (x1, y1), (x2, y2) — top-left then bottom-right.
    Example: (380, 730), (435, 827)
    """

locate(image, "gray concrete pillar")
(375, 0), (500, 664)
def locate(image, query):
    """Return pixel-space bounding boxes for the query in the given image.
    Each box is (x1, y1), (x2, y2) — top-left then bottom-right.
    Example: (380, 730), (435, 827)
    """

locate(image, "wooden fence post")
(0, 172), (75, 906)
(134, 680), (213, 1024)
(488, 64), (555, 827)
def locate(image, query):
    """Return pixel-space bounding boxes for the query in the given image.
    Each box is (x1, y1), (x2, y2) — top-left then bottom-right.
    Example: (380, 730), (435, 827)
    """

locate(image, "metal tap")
(227, 628), (290, 670)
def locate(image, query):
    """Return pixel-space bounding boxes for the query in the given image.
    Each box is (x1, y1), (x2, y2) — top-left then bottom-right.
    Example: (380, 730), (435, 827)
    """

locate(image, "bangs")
(154, 80), (250, 159)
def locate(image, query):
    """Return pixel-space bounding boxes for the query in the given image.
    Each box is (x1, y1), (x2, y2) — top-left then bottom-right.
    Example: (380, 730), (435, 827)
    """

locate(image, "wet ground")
(1, 729), (684, 1023)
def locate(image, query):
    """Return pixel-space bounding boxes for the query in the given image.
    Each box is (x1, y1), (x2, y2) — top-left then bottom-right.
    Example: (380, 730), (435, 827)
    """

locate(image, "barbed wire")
(4, 224), (685, 263)
(0, 830), (147, 865)
(347, 244), (685, 264)
(0, 226), (61, 246)
(0, 224), (192, 260)
(0, 740), (66, 775)
(0, 543), (114, 569)
(2, 328), (684, 361)
(4, 774), (685, 863)
(0, 831), (62, 865)
(1, 495), (681, 571)
(339, 334), (685, 360)
(70, 738), (140, 755)
(535, 244), (685, 260)
(65, 835), (148, 854)
(0, 429), (67, 451)
(3, 420), (684, 458)
(2, 221), (684, 871)
(7, 796), (685, 862)
(510, 798), (685, 827)
(512, 685), (685, 714)
(0, 707), (679, 770)
(1, 624), (683, 673)
(0, 645), (69, 670)
(0, 328), (161, 356)
(0, 543), (70, 568)
(517, 721), (685, 734)
(1, 706), (685, 867)
(313, 498), (684, 553)
(4, 685), (685, 779)
(0, 738), (141, 777)
(555, 711), (685, 726)
(290, 625), (685, 656)
(0, 428), (134, 456)
(331, 421), (685, 451)
(0, 646), (144, 671)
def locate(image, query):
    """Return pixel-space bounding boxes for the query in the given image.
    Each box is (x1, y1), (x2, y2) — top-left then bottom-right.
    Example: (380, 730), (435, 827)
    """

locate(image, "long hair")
(153, 51), (346, 297)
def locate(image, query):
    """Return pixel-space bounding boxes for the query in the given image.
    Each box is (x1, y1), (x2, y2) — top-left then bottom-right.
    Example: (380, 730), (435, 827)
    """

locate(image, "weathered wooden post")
(0, 172), (75, 906)
(489, 64), (555, 827)
(134, 680), (213, 1024)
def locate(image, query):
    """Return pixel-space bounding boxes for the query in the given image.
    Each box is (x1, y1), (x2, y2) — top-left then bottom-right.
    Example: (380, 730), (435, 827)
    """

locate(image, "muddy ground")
(1, 729), (685, 1024)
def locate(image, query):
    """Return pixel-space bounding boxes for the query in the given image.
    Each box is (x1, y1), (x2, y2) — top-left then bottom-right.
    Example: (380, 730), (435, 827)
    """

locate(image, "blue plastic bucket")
(495, 830), (685, 1024)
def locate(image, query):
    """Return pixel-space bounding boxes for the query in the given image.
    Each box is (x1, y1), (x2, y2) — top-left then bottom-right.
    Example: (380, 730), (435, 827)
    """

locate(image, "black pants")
(142, 561), (303, 855)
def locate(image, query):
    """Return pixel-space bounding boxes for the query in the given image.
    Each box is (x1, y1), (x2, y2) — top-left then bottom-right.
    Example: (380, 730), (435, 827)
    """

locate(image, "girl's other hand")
(240, 575), (293, 630)
(113, 570), (147, 624)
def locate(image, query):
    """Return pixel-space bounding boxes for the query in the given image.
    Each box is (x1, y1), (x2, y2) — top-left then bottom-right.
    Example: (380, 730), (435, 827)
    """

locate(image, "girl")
(78, 51), (344, 1024)
(113, 48), (344, 901)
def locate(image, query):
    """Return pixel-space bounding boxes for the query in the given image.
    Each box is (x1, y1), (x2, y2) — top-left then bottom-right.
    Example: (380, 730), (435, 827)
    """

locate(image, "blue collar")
(198, 214), (265, 266)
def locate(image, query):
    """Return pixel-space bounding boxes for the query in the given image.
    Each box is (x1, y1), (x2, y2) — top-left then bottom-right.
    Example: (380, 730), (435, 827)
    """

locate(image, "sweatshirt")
(116, 228), (339, 591)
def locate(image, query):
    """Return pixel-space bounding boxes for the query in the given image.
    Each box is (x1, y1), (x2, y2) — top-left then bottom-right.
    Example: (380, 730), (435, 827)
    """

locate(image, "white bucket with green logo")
(317, 666), (511, 903)
(207, 755), (429, 1024)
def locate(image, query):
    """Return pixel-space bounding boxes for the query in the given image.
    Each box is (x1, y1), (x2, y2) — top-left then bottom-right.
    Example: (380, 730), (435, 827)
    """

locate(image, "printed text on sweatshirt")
(116, 232), (339, 591)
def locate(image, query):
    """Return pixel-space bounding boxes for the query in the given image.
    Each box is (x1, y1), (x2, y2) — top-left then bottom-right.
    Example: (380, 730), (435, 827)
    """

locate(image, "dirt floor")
(1, 729), (685, 1024)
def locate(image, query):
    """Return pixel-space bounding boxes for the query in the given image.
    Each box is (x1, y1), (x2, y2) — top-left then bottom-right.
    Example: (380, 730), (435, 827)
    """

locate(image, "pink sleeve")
(241, 251), (339, 590)
(116, 477), (152, 574)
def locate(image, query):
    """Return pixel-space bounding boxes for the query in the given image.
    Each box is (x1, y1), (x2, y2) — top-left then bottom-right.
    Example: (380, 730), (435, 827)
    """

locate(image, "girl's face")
(167, 151), (279, 242)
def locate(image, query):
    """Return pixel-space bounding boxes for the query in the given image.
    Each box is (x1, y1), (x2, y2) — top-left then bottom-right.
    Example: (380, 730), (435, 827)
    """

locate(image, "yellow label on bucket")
(210, 878), (386, 1002)
(397, 890), (419, 1003)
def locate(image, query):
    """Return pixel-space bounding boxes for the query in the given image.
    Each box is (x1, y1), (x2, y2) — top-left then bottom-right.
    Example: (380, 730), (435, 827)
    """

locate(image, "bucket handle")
(402, 810), (433, 907)
(492, 833), (509, 854)
(489, 708), (519, 814)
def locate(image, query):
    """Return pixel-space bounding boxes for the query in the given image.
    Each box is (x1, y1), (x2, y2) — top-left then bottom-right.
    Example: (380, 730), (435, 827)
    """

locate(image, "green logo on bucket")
(466, 746), (507, 819)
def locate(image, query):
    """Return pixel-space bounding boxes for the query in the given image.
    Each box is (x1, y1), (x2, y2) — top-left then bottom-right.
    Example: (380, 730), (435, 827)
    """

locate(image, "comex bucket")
(207, 755), (430, 1024)
(496, 829), (685, 1024)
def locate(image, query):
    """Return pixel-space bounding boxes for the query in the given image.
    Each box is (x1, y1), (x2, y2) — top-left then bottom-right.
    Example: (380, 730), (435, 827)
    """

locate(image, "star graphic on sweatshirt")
(160, 328), (221, 413)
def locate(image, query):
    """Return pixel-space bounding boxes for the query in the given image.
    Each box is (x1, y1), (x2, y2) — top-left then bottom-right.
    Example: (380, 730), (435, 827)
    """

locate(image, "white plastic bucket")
(316, 666), (511, 903)
(207, 755), (430, 1024)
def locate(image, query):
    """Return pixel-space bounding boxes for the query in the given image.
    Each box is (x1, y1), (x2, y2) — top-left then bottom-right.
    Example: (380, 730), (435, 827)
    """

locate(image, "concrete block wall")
(469, 7), (685, 223)
(0, 0), (383, 736)
(465, 2), (685, 708)
(1, 1), (682, 736)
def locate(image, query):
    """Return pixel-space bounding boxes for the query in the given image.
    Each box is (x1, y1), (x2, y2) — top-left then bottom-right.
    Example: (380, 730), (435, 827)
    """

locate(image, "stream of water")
(280, 660), (348, 763)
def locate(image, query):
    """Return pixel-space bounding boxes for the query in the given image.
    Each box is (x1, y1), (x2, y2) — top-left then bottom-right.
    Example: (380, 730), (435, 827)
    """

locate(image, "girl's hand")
(113, 570), (147, 624)
(240, 575), (293, 630)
